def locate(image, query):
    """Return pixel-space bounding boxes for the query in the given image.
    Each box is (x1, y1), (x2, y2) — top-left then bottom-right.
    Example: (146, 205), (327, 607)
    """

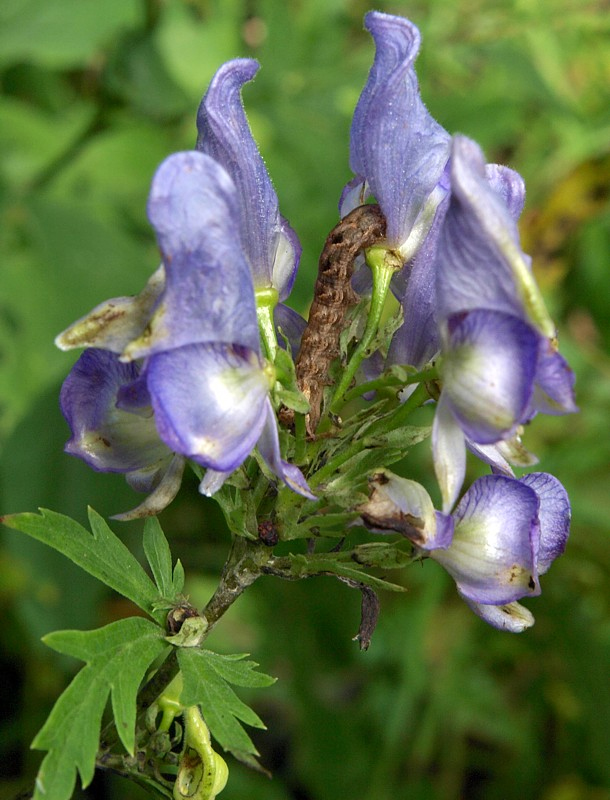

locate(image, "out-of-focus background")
(1, 1), (609, 798)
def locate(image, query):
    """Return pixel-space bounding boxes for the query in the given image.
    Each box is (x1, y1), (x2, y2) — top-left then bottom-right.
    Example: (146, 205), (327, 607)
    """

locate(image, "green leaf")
(274, 386), (310, 414)
(322, 426), (432, 498)
(212, 483), (258, 540)
(1, 507), (161, 620)
(202, 651), (277, 690)
(143, 517), (174, 599)
(362, 425), (431, 450)
(286, 554), (407, 594)
(32, 617), (167, 800)
(173, 559), (186, 595)
(273, 346), (299, 386)
(178, 649), (275, 764)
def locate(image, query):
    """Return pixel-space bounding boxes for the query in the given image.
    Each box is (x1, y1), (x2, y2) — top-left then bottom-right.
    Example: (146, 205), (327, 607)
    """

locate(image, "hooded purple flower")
(341, 12), (451, 250)
(431, 137), (577, 509)
(360, 470), (570, 632)
(196, 58), (305, 346)
(58, 151), (313, 506)
(56, 54), (317, 510)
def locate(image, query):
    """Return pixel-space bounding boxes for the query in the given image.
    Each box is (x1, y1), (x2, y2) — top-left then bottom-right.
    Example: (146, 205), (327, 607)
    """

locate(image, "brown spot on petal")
(359, 509), (425, 543)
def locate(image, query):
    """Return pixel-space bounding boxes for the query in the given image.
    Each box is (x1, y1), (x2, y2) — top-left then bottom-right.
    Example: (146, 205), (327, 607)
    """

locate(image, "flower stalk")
(330, 245), (402, 415)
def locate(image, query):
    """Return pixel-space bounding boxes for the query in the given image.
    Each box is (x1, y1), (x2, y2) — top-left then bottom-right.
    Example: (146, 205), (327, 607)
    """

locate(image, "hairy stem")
(201, 535), (268, 632)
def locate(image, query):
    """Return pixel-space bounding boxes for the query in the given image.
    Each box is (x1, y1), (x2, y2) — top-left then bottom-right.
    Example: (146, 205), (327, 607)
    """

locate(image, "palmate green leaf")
(32, 617), (167, 800)
(0, 507), (163, 622)
(178, 649), (275, 767)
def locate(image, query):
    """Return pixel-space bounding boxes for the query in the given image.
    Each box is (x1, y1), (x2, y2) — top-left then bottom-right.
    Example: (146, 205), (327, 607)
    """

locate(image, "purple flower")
(59, 349), (185, 519)
(196, 59), (301, 305)
(57, 149), (313, 507)
(346, 12), (576, 510)
(55, 54), (318, 510)
(142, 150), (312, 498)
(431, 137), (577, 509)
(342, 12), (451, 249)
(360, 470), (570, 632)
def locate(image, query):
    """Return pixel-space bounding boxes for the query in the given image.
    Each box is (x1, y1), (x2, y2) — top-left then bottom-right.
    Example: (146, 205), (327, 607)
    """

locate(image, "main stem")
(201, 535), (268, 631)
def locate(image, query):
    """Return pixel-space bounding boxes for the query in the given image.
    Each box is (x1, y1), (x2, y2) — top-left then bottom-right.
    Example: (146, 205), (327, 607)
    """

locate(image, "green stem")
(343, 366), (439, 404)
(363, 382), (431, 439)
(293, 412), (307, 464)
(200, 536), (268, 632)
(307, 439), (368, 489)
(256, 288), (279, 362)
(330, 246), (401, 415)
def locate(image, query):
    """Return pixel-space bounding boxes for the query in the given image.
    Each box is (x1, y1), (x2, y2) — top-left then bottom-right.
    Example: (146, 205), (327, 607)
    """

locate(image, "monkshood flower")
(57, 151), (314, 511)
(195, 58), (304, 348)
(339, 11), (453, 384)
(431, 136), (577, 510)
(359, 470), (570, 632)
(341, 11), (451, 256)
(60, 348), (185, 519)
(56, 58), (304, 358)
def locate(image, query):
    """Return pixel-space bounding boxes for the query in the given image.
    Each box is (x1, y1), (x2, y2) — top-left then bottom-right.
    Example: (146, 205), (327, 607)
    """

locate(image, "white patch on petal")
(432, 392), (466, 512)
(461, 595), (535, 632)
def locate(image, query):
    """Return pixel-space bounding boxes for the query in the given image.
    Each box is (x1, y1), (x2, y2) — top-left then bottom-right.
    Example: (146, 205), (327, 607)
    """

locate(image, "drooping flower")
(431, 136), (577, 509)
(359, 469), (570, 632)
(57, 149), (313, 510)
(59, 348), (185, 519)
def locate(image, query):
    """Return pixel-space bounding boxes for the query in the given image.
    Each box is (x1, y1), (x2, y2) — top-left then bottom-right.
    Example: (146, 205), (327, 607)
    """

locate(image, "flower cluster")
(350, 12), (574, 629)
(56, 60), (313, 518)
(56, 11), (575, 629)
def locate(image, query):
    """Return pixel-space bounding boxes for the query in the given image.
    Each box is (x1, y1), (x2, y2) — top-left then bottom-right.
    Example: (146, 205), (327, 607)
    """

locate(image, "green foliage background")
(1, 0), (609, 798)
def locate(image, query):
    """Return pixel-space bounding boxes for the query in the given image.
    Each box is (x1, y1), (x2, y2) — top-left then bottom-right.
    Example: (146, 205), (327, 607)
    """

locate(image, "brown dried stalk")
(293, 203), (387, 435)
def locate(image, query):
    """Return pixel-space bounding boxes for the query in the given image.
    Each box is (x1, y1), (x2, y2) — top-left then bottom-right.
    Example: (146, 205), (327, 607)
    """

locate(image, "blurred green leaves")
(0, 0), (140, 70)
